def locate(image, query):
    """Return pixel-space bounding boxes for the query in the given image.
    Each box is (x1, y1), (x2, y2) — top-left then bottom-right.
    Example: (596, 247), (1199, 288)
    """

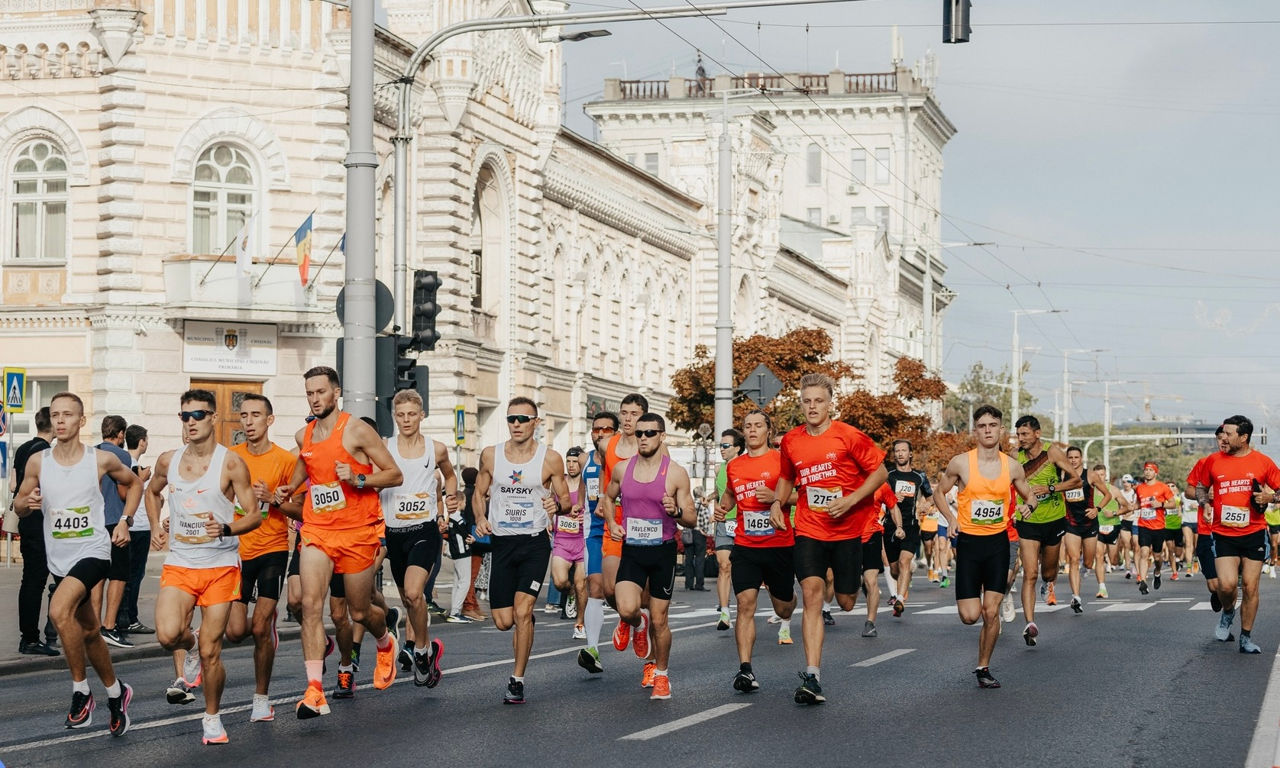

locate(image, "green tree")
(942, 361), (1038, 432)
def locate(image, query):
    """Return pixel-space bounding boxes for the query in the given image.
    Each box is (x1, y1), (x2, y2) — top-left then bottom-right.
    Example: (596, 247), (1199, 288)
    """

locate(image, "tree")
(941, 360), (1038, 432)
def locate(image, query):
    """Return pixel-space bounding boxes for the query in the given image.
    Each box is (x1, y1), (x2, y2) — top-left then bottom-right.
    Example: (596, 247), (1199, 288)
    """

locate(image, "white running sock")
(73, 679), (90, 695)
(585, 597), (605, 649)
(105, 680), (121, 698)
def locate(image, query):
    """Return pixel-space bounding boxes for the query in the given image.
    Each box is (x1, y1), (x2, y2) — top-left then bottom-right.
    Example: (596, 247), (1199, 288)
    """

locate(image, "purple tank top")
(621, 455), (675, 544)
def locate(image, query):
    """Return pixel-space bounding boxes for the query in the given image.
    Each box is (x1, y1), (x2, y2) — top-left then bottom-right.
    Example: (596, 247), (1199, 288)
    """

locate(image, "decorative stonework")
(0, 105), (90, 184)
(170, 107), (290, 190)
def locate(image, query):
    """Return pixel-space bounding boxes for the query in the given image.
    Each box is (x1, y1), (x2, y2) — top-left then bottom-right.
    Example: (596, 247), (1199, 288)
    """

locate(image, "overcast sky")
(560, 0), (1280, 431)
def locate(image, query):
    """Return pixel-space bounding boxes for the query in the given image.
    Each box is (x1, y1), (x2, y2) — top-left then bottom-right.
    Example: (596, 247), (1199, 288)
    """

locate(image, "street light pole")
(342, 0), (377, 420)
(715, 89), (733, 440)
(1059, 347), (1105, 445)
(1009, 308), (1062, 428)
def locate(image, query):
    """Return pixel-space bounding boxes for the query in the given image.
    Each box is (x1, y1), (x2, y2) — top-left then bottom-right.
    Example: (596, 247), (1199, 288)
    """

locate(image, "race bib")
(585, 477), (601, 502)
(235, 501), (271, 519)
(174, 508), (216, 545)
(894, 480), (916, 498)
(556, 515), (581, 535)
(1221, 505), (1250, 528)
(498, 500), (537, 531)
(807, 486), (842, 511)
(310, 482), (347, 515)
(393, 493), (436, 522)
(1140, 507), (1157, 521)
(625, 516), (663, 546)
(50, 506), (94, 540)
(741, 510), (775, 536)
(1099, 525), (1115, 535)
(724, 519), (738, 537)
(969, 499), (1004, 525)
(1064, 488), (1085, 502)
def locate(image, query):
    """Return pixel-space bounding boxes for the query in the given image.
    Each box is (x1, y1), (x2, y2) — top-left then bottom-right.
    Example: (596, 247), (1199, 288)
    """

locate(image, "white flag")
(233, 214), (258, 279)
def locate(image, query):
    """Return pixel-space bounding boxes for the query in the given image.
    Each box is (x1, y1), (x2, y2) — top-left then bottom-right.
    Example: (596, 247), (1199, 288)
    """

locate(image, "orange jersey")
(299, 412), (380, 531)
(725, 449), (794, 548)
(1188, 456), (1213, 528)
(955, 450), (1012, 536)
(602, 433), (629, 527)
(1204, 450), (1280, 537)
(1134, 481), (1174, 530)
(229, 442), (296, 560)
(778, 421), (886, 542)
(861, 484), (899, 541)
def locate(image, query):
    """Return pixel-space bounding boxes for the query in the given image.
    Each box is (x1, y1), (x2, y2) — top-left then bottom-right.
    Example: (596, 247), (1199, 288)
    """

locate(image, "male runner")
(224, 394), (296, 723)
(576, 411), (617, 674)
(858, 483), (904, 638)
(1093, 464), (1128, 599)
(886, 439), (933, 615)
(1206, 415), (1280, 653)
(13, 392), (140, 736)
(1118, 475), (1139, 578)
(95, 415), (134, 649)
(713, 429), (745, 630)
(552, 447), (588, 641)
(147, 389), (260, 744)
(1161, 484), (1185, 582)
(380, 389), (457, 688)
(1134, 462), (1175, 595)
(937, 404), (1038, 688)
(718, 410), (798, 693)
(1013, 415), (1081, 646)
(768, 373), (888, 705)
(1062, 446), (1112, 613)
(282, 366), (404, 719)
(473, 396), (572, 703)
(602, 412), (696, 700)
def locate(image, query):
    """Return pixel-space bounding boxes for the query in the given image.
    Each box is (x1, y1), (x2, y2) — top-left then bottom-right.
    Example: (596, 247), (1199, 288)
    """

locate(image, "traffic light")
(943, 0), (971, 43)
(411, 269), (442, 351)
(395, 334), (416, 391)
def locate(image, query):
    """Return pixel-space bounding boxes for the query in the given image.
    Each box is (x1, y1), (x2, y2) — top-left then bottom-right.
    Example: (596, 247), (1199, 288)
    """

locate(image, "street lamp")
(931, 241), (992, 373)
(1059, 347), (1105, 444)
(1010, 308), (1063, 428)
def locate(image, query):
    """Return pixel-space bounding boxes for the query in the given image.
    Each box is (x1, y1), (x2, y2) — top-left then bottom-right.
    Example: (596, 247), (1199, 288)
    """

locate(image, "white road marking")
(1156, 598), (1193, 603)
(1245, 644), (1280, 768)
(1190, 601), (1215, 611)
(913, 606), (958, 615)
(1097, 603), (1154, 612)
(850, 649), (916, 667)
(617, 703), (751, 741)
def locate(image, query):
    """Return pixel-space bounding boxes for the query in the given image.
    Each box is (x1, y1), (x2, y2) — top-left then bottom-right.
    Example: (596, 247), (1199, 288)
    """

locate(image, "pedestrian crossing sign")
(3, 368), (24, 413)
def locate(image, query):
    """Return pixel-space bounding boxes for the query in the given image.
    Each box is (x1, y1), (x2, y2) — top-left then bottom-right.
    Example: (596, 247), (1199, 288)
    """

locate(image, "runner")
(1062, 446), (1112, 613)
(857, 483), (904, 637)
(1189, 427), (1228, 614)
(472, 397), (572, 703)
(1133, 462), (1175, 595)
(935, 489), (954, 588)
(224, 394), (297, 723)
(1118, 474), (1139, 578)
(937, 404), (1038, 688)
(920, 503), (939, 580)
(552, 447), (588, 642)
(576, 411), (617, 674)
(12, 391), (140, 737)
(885, 439), (932, 616)
(1093, 464), (1128, 599)
(718, 410), (798, 693)
(1013, 415), (1081, 646)
(1205, 415), (1280, 653)
(281, 366), (404, 719)
(767, 373), (888, 705)
(1267, 501), (1280, 579)
(379, 389), (458, 689)
(601, 412), (696, 700)
(1162, 484), (1185, 582)
(713, 429), (745, 631)
(147, 389), (260, 744)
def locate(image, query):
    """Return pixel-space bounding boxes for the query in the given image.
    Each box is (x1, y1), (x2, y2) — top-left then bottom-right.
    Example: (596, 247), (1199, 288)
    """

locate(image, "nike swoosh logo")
(196, 489), (209, 494)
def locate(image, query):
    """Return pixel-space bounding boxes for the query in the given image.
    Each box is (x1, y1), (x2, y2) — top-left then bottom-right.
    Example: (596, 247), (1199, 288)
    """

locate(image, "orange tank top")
(300, 412), (379, 531)
(956, 449), (1013, 536)
(602, 433), (626, 524)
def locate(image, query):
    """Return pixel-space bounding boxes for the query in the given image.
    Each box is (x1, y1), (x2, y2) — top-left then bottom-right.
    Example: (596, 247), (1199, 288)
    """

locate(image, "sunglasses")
(591, 426), (616, 435)
(179, 410), (211, 422)
(636, 429), (663, 438)
(718, 443), (734, 450)
(506, 414), (535, 424)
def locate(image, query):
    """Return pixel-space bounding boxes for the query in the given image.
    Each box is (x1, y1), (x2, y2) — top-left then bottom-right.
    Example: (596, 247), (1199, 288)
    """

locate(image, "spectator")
(118, 423), (154, 635)
(94, 414), (134, 648)
(684, 492), (711, 591)
(445, 470), (474, 622)
(12, 406), (58, 656)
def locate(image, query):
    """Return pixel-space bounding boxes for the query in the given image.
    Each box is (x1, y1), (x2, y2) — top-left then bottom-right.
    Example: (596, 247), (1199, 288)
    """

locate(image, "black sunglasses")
(718, 443), (734, 450)
(179, 410), (211, 422)
(506, 414), (535, 424)
(636, 429), (663, 438)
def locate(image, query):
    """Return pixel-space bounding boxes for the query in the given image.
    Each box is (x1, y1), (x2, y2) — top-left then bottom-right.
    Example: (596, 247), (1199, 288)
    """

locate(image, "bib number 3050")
(310, 482), (347, 515)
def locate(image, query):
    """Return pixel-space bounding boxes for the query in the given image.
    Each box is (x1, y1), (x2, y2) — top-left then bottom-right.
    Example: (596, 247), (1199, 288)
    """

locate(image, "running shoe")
(1023, 622), (1038, 647)
(767, 613), (783, 625)
(427, 599), (447, 616)
(1153, 573), (1162, 590)
(18, 638), (59, 656)
(386, 606), (402, 637)
(777, 625), (793, 645)
(1241, 635), (1262, 654)
(1044, 583), (1057, 606)
(612, 618), (631, 651)
(100, 628), (134, 649)
(184, 631), (202, 687)
(641, 661), (657, 688)
(350, 644), (362, 673)
(794, 672), (825, 705)
(446, 613), (472, 624)
(1000, 593), (1016, 623)
(414, 638), (444, 688)
(295, 682), (330, 719)
(1096, 584), (1109, 599)
(572, 625), (586, 640)
(632, 612), (650, 659)
(1125, 570), (1133, 579)
(250, 694), (274, 722)
(1039, 581), (1047, 598)
(503, 677), (525, 704)
(733, 669), (760, 693)
(1216, 609), (1236, 642)
(565, 595), (579, 620)
(201, 714), (228, 745)
(108, 682), (132, 737)
(862, 621), (877, 638)
(166, 677), (196, 705)
(1271, 568), (1278, 580)
(1138, 580), (1149, 595)
(1210, 592), (1223, 612)
(323, 634), (335, 673)
(892, 597), (905, 618)
(650, 674), (671, 700)
(1070, 596), (1083, 614)
(1170, 570), (1179, 581)
(399, 642), (415, 672)
(717, 610), (731, 631)
(66, 690), (94, 729)
(577, 647), (603, 674)
(974, 667), (1001, 689)
(940, 576), (951, 588)
(928, 570), (938, 582)
(374, 632), (398, 690)
(123, 622), (155, 634)
(822, 610), (835, 626)
(334, 669), (355, 698)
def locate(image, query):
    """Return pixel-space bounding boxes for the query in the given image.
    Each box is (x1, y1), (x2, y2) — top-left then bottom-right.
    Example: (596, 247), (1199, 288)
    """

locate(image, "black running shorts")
(1015, 517), (1066, 545)
(860, 531), (884, 574)
(385, 524), (442, 593)
(107, 538), (130, 582)
(793, 535), (861, 595)
(884, 527), (920, 562)
(489, 531), (551, 610)
(730, 545), (795, 602)
(238, 550), (288, 604)
(1065, 520), (1099, 539)
(1097, 525), (1120, 546)
(618, 540), (678, 600)
(1137, 526), (1164, 549)
(1214, 530), (1267, 562)
(954, 532), (1010, 601)
(52, 557), (112, 598)
(1197, 537), (1218, 579)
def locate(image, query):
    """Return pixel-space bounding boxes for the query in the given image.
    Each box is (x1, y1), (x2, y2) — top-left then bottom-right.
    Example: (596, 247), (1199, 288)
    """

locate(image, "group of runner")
(12, 369), (1275, 743)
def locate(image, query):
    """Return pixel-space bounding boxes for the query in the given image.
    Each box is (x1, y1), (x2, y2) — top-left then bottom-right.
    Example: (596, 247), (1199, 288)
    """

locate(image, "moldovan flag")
(233, 213), (258, 279)
(294, 214), (314, 286)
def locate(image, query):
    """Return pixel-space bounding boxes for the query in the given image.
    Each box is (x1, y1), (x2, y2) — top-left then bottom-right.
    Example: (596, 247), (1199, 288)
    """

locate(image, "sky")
(558, 0), (1280, 431)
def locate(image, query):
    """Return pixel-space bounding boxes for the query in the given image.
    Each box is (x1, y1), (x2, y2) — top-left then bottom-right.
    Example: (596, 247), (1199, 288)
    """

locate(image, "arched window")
(190, 143), (254, 254)
(11, 139), (67, 261)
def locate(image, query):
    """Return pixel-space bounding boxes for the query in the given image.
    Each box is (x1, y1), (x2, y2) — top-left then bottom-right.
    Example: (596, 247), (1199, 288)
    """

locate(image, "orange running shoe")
(374, 632), (398, 690)
(295, 682), (330, 719)
(650, 674), (671, 700)
(640, 661), (656, 688)
(612, 619), (631, 652)
(632, 612), (650, 659)
(1045, 582), (1057, 606)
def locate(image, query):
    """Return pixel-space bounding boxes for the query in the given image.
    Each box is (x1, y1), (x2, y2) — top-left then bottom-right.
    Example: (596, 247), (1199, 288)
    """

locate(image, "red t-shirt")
(779, 421), (886, 542)
(1204, 450), (1280, 537)
(1188, 456), (1213, 528)
(725, 450), (794, 548)
(1134, 480), (1174, 530)
(860, 484), (898, 541)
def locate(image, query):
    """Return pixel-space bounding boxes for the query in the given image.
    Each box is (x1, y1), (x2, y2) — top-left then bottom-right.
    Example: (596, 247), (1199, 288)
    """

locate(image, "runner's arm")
(145, 451), (173, 548)
(714, 487), (734, 522)
(933, 458), (961, 532)
(103, 451), (141, 546)
(435, 441), (461, 513)
(600, 459), (626, 540)
(224, 453), (261, 536)
(668, 464), (698, 527)
(351, 420), (404, 490)
(1046, 445), (1082, 491)
(12, 452), (42, 517)
(1009, 461), (1038, 520)
(471, 446), (494, 537)
(544, 450), (572, 515)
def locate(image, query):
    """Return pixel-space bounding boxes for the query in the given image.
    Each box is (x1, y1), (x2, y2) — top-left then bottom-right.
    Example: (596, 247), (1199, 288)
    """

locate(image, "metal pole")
(1010, 313), (1020, 429)
(392, 135), (409, 333)
(1103, 381), (1112, 473)
(1061, 351), (1071, 445)
(714, 93), (733, 440)
(342, 0), (377, 420)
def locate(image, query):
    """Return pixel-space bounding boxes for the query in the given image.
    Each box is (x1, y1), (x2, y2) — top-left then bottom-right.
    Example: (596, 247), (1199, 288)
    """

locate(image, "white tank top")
(380, 435), (439, 529)
(166, 444), (239, 569)
(39, 444), (110, 577)
(489, 440), (549, 537)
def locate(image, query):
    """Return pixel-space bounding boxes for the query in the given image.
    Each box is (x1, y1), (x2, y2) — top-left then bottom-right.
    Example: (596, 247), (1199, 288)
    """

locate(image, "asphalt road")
(1, 569), (1276, 768)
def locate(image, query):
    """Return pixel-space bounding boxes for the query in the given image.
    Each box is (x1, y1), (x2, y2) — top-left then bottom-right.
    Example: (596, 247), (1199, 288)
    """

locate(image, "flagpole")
(305, 236), (344, 290)
(253, 208), (317, 288)
(196, 230), (242, 286)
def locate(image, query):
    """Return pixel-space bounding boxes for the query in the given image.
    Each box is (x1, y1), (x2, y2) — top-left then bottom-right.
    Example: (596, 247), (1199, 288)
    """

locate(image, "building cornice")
(542, 164), (698, 260)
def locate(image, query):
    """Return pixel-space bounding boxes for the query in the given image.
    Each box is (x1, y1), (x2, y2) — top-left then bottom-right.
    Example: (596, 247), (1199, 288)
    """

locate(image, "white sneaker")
(1000, 592), (1016, 623)
(571, 626), (586, 640)
(250, 695), (274, 723)
(201, 713), (228, 745)
(766, 613), (783, 625)
(183, 631), (202, 687)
